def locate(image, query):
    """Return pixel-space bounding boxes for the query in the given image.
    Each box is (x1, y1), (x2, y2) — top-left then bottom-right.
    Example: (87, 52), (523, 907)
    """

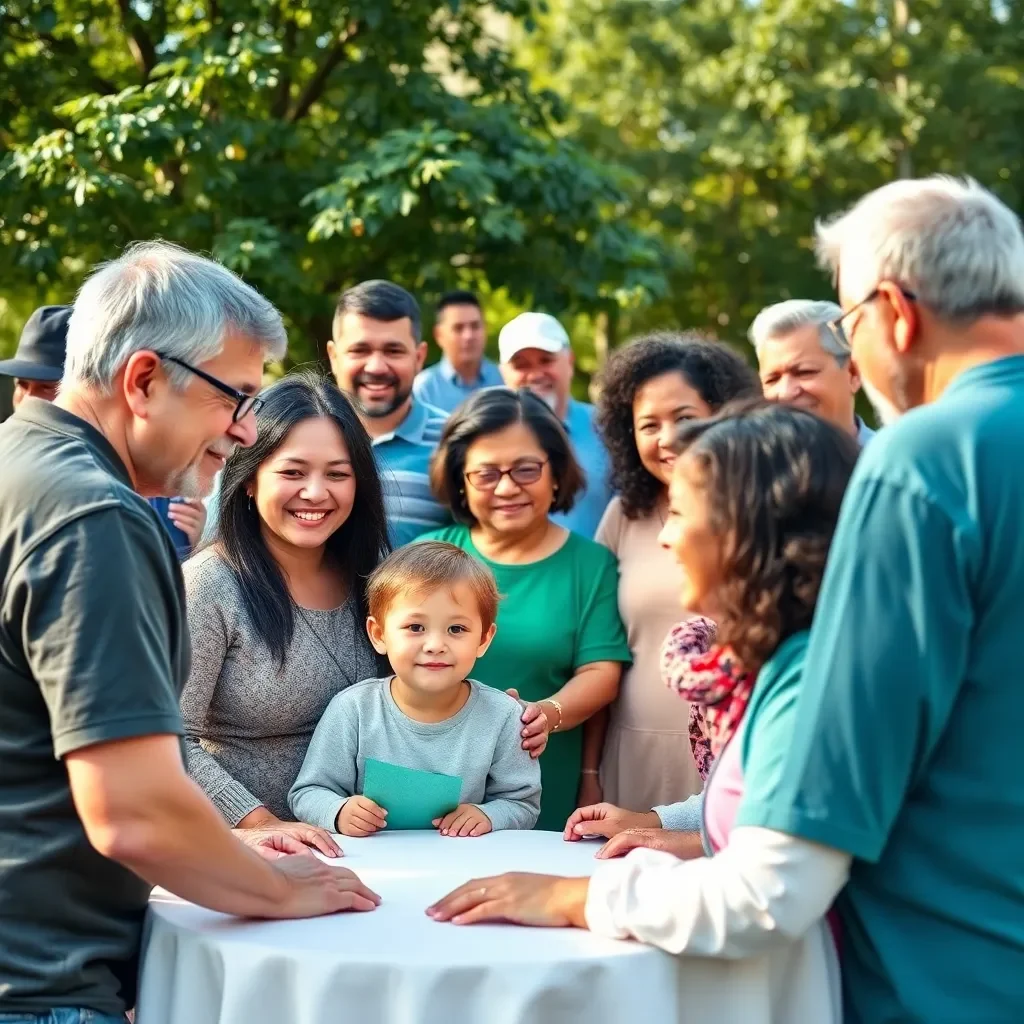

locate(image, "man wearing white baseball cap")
(498, 312), (612, 538)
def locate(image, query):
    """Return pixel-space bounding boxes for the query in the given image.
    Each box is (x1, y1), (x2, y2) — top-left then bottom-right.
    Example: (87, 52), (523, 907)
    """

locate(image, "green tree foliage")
(515, 0), (1024, 350)
(0, 0), (668, 359)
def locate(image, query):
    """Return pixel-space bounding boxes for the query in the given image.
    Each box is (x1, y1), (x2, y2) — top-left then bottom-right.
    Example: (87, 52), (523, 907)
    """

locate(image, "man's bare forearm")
(67, 735), (292, 917)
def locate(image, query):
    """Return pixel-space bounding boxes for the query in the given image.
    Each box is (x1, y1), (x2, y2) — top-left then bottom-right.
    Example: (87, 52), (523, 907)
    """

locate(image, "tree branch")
(116, 0), (159, 79)
(272, 15), (298, 120)
(288, 21), (360, 124)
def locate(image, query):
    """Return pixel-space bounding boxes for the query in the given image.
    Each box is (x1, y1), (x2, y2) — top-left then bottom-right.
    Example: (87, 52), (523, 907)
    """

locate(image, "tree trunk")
(893, 0), (913, 178)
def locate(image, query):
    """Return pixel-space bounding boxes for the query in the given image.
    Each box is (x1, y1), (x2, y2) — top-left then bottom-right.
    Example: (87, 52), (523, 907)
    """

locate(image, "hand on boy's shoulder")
(503, 686), (550, 760)
(433, 804), (492, 838)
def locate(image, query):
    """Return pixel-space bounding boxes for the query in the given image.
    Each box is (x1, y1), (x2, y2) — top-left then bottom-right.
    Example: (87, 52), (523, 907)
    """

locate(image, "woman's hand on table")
(596, 827), (705, 861)
(433, 804), (492, 837)
(426, 873), (589, 928)
(234, 808), (342, 857)
(505, 688), (551, 758)
(236, 827), (325, 860)
(272, 856), (381, 917)
(336, 796), (388, 837)
(563, 802), (660, 842)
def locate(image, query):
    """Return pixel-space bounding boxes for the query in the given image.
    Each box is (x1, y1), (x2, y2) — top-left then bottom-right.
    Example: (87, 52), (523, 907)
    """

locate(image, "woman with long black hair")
(180, 371), (389, 845)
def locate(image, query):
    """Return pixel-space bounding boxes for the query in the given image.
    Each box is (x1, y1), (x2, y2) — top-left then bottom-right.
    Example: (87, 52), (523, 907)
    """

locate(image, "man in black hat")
(0, 305), (71, 409)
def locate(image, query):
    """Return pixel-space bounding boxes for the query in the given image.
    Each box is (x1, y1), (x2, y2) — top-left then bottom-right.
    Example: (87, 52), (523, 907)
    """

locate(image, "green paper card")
(361, 758), (463, 830)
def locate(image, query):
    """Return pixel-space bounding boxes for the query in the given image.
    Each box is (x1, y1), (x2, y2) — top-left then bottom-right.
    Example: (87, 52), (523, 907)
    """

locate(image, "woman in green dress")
(423, 387), (631, 830)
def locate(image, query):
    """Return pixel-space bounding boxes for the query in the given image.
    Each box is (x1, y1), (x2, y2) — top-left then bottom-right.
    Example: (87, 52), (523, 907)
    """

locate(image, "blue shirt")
(855, 415), (876, 445)
(147, 497), (192, 561)
(739, 355), (1024, 1024)
(374, 399), (451, 548)
(413, 356), (504, 414)
(551, 398), (613, 539)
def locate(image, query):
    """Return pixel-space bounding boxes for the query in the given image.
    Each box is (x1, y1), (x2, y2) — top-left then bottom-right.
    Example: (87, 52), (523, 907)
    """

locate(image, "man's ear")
(366, 616), (388, 655)
(847, 356), (862, 394)
(415, 340), (428, 373)
(121, 351), (164, 419)
(877, 281), (919, 356)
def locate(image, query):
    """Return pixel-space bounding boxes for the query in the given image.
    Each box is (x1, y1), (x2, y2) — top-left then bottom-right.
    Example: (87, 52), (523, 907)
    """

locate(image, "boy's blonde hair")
(367, 541), (500, 632)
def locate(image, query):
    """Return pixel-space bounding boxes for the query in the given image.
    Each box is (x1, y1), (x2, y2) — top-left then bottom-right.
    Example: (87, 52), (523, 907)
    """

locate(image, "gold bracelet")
(542, 698), (563, 732)
(581, 769), (599, 775)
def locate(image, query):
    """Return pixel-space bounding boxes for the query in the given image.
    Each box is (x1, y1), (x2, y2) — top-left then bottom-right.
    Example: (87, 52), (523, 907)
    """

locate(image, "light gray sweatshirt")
(289, 677), (541, 832)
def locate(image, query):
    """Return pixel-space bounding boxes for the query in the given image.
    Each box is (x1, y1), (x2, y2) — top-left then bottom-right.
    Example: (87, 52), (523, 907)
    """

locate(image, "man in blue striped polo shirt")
(327, 281), (450, 548)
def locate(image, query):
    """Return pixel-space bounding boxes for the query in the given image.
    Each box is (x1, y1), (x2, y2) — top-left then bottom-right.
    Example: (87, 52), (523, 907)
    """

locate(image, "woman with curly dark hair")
(429, 400), (860, 1023)
(590, 332), (761, 815)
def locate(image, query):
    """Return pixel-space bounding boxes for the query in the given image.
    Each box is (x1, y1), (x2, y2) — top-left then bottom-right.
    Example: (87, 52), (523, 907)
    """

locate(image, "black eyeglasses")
(825, 287), (918, 349)
(465, 460), (548, 491)
(153, 352), (263, 422)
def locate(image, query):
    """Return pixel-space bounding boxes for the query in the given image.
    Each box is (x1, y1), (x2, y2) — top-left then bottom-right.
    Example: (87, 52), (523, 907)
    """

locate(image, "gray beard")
(166, 462), (207, 500)
(525, 387), (558, 413)
(861, 376), (904, 426)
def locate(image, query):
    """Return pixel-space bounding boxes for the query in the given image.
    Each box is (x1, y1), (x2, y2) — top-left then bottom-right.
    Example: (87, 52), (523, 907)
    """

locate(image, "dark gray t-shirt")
(0, 399), (188, 1016)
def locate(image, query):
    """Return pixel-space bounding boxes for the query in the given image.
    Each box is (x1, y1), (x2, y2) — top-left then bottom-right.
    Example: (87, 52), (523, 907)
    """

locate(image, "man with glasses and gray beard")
(0, 242), (379, 1024)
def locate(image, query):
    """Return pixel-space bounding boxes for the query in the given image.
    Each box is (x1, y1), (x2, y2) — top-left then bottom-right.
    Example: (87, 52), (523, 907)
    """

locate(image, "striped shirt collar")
(372, 398), (438, 447)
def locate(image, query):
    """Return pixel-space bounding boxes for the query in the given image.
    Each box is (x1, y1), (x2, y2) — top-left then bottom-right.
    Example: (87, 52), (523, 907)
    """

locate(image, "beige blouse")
(596, 496), (703, 811)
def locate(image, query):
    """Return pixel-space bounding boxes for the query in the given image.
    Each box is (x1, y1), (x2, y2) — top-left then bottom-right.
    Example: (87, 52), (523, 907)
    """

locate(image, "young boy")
(289, 542), (541, 836)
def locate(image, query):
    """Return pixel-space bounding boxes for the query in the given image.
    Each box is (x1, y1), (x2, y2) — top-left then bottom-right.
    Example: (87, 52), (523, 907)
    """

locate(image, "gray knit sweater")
(180, 548), (379, 824)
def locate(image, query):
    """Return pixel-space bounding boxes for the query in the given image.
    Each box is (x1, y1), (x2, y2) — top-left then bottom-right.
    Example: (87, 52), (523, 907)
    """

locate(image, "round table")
(136, 830), (686, 1024)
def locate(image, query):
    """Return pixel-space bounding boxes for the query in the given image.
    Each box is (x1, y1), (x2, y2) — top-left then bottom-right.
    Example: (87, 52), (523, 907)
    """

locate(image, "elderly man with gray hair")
(0, 242), (379, 1024)
(750, 298), (875, 444)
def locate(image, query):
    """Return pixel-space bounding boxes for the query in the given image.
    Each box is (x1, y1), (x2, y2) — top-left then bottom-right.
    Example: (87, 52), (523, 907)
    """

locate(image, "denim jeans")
(0, 1011), (127, 1024)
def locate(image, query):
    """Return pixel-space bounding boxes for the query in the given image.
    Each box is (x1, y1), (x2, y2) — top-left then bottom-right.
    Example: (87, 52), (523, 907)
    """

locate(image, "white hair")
(748, 299), (850, 365)
(815, 176), (1024, 322)
(64, 240), (288, 392)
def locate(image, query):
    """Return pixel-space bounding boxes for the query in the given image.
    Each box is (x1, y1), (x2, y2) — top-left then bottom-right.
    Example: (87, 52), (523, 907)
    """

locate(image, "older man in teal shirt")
(737, 177), (1024, 1021)
(548, 177), (1024, 1024)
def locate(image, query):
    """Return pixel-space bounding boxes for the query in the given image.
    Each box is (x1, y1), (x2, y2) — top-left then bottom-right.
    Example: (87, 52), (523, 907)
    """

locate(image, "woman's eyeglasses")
(464, 460), (548, 491)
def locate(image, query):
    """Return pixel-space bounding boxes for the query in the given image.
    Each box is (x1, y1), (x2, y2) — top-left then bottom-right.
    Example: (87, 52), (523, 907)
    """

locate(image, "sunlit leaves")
(0, 0), (666, 360)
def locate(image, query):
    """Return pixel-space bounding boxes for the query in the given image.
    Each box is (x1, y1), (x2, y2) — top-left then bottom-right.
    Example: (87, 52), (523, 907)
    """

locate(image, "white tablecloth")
(138, 830), (832, 1024)
(137, 830), (687, 1024)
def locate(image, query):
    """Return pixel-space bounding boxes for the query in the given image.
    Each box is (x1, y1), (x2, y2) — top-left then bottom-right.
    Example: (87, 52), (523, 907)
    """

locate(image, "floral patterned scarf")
(659, 617), (757, 777)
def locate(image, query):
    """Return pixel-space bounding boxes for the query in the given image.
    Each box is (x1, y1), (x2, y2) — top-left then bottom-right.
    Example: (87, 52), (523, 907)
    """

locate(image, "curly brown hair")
(673, 399), (860, 672)
(596, 332), (762, 519)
